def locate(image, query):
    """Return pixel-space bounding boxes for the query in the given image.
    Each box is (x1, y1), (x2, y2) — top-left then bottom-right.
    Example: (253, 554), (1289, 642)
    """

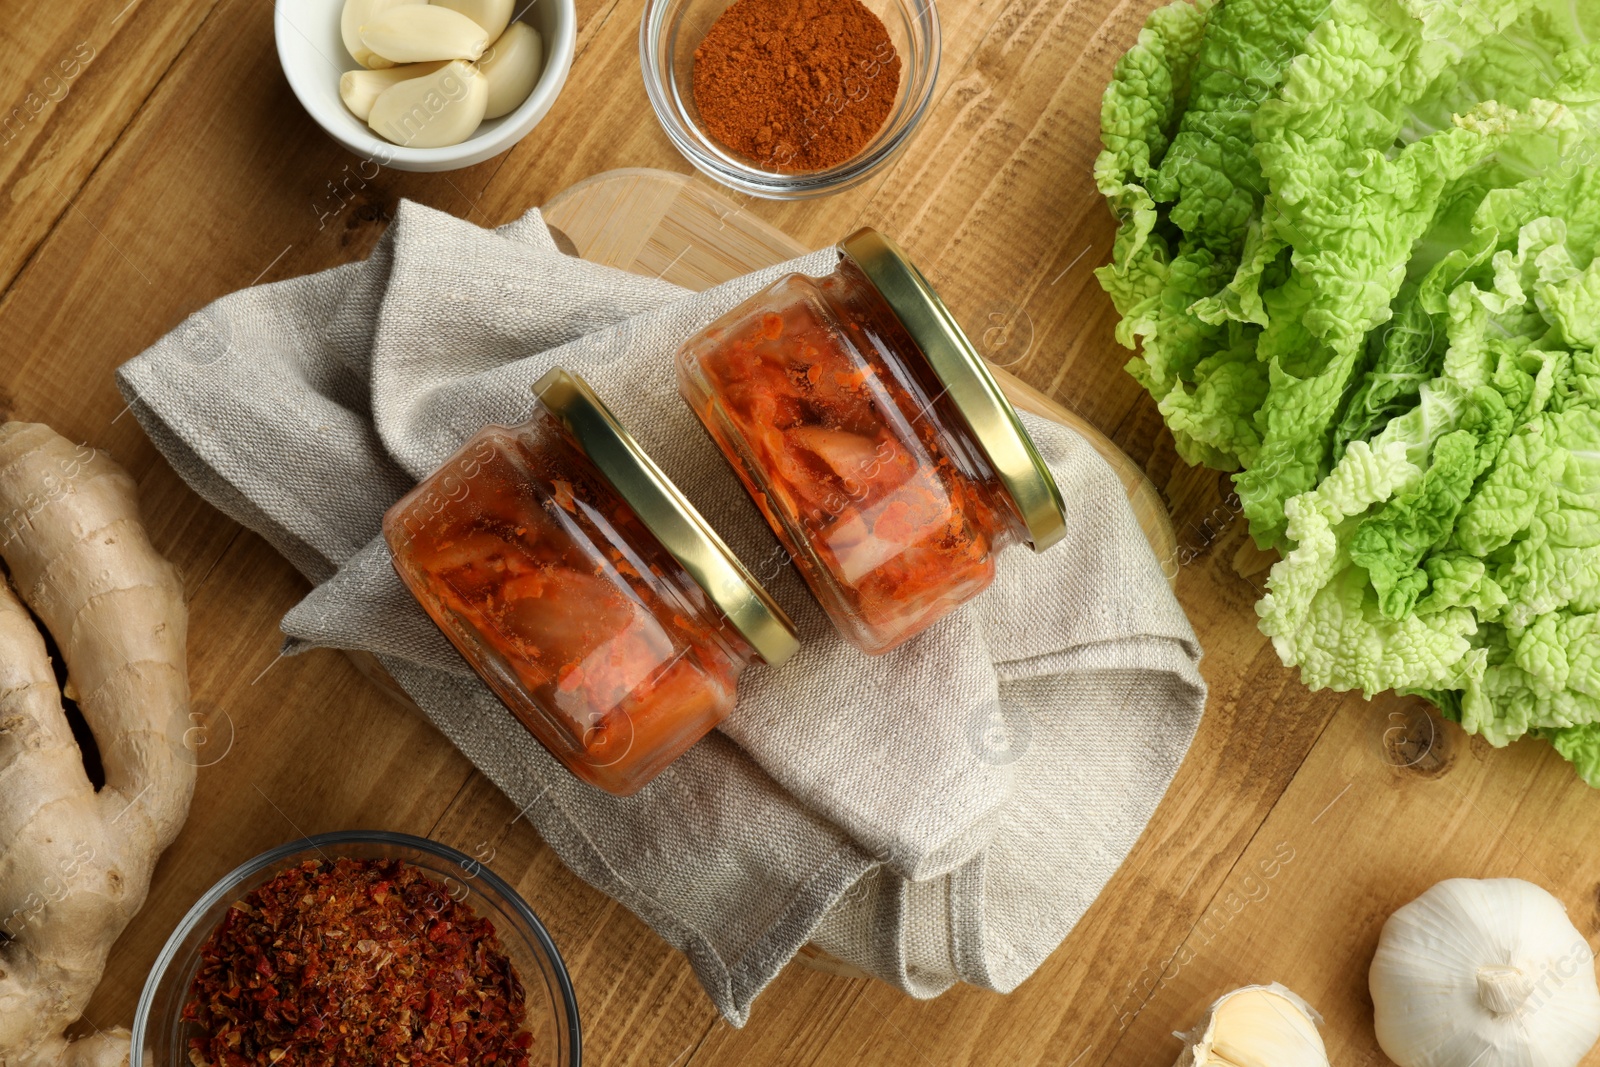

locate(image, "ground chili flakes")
(182, 857), (533, 1067)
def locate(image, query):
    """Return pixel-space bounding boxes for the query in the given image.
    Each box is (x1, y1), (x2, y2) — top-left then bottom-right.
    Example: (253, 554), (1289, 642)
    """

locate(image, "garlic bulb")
(1371, 878), (1600, 1067)
(1173, 984), (1330, 1067)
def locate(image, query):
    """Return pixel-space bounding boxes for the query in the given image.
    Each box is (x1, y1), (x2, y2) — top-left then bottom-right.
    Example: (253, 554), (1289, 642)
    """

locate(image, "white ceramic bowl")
(275, 0), (576, 172)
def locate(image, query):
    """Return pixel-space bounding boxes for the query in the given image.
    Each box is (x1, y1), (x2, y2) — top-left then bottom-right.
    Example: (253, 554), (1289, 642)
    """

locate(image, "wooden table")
(3, 2), (1596, 1065)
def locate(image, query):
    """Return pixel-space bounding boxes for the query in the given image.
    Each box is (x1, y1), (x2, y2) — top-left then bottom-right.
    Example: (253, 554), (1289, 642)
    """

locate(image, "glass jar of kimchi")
(676, 229), (1067, 655)
(384, 368), (799, 795)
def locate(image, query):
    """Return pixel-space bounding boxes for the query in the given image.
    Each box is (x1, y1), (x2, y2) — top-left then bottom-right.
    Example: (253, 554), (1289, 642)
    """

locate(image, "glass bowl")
(131, 830), (581, 1066)
(640, 0), (941, 198)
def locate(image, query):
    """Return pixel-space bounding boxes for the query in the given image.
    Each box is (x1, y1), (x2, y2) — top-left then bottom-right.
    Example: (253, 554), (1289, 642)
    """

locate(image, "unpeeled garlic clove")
(433, 0), (516, 43)
(478, 22), (544, 119)
(339, 62), (447, 121)
(368, 60), (489, 148)
(340, 0), (425, 69)
(359, 6), (490, 65)
(1174, 984), (1330, 1067)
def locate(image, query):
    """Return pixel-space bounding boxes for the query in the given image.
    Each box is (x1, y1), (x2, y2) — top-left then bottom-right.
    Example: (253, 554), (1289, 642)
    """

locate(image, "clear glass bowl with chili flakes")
(639, 0), (939, 198)
(132, 831), (581, 1067)
(676, 228), (1069, 654)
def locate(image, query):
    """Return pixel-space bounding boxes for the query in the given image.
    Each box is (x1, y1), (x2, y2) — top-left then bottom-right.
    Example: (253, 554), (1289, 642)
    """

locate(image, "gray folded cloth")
(117, 200), (1206, 1024)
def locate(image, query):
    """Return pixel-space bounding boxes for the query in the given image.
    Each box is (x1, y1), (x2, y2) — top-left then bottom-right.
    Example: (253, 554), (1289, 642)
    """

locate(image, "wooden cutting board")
(539, 168), (1177, 570)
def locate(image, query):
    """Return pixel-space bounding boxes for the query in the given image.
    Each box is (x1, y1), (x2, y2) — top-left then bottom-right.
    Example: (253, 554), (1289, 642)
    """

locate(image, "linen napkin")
(116, 199), (1206, 1024)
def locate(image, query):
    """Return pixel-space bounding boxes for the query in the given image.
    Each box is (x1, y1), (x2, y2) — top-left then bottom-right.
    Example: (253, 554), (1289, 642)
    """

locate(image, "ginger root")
(0, 423), (194, 1067)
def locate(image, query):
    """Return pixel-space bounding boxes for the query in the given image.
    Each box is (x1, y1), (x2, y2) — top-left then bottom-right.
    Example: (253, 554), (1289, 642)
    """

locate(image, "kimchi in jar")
(677, 229), (1067, 655)
(385, 369), (798, 795)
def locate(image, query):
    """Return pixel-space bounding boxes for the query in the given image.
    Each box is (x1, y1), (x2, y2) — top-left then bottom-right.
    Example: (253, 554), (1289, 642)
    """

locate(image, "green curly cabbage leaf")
(1096, 0), (1600, 783)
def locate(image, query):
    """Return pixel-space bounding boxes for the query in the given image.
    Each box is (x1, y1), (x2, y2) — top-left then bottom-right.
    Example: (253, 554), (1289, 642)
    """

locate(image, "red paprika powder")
(692, 0), (901, 171)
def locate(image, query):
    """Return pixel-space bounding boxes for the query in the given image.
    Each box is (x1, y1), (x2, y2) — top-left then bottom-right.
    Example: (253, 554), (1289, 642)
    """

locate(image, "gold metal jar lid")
(839, 229), (1067, 552)
(533, 368), (800, 667)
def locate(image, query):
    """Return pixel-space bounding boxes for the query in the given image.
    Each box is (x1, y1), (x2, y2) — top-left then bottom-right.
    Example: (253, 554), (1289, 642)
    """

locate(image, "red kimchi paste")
(386, 413), (752, 794)
(679, 261), (1022, 654)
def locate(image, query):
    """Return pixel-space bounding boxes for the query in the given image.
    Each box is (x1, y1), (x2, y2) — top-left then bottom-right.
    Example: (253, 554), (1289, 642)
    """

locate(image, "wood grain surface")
(0, 0), (1595, 1065)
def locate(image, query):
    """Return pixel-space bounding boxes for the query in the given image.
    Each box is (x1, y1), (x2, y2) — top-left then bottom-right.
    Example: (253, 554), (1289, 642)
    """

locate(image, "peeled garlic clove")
(359, 6), (490, 65)
(368, 60), (488, 148)
(1174, 984), (1329, 1067)
(432, 0), (515, 42)
(478, 22), (544, 119)
(339, 62), (447, 121)
(341, 0), (425, 69)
